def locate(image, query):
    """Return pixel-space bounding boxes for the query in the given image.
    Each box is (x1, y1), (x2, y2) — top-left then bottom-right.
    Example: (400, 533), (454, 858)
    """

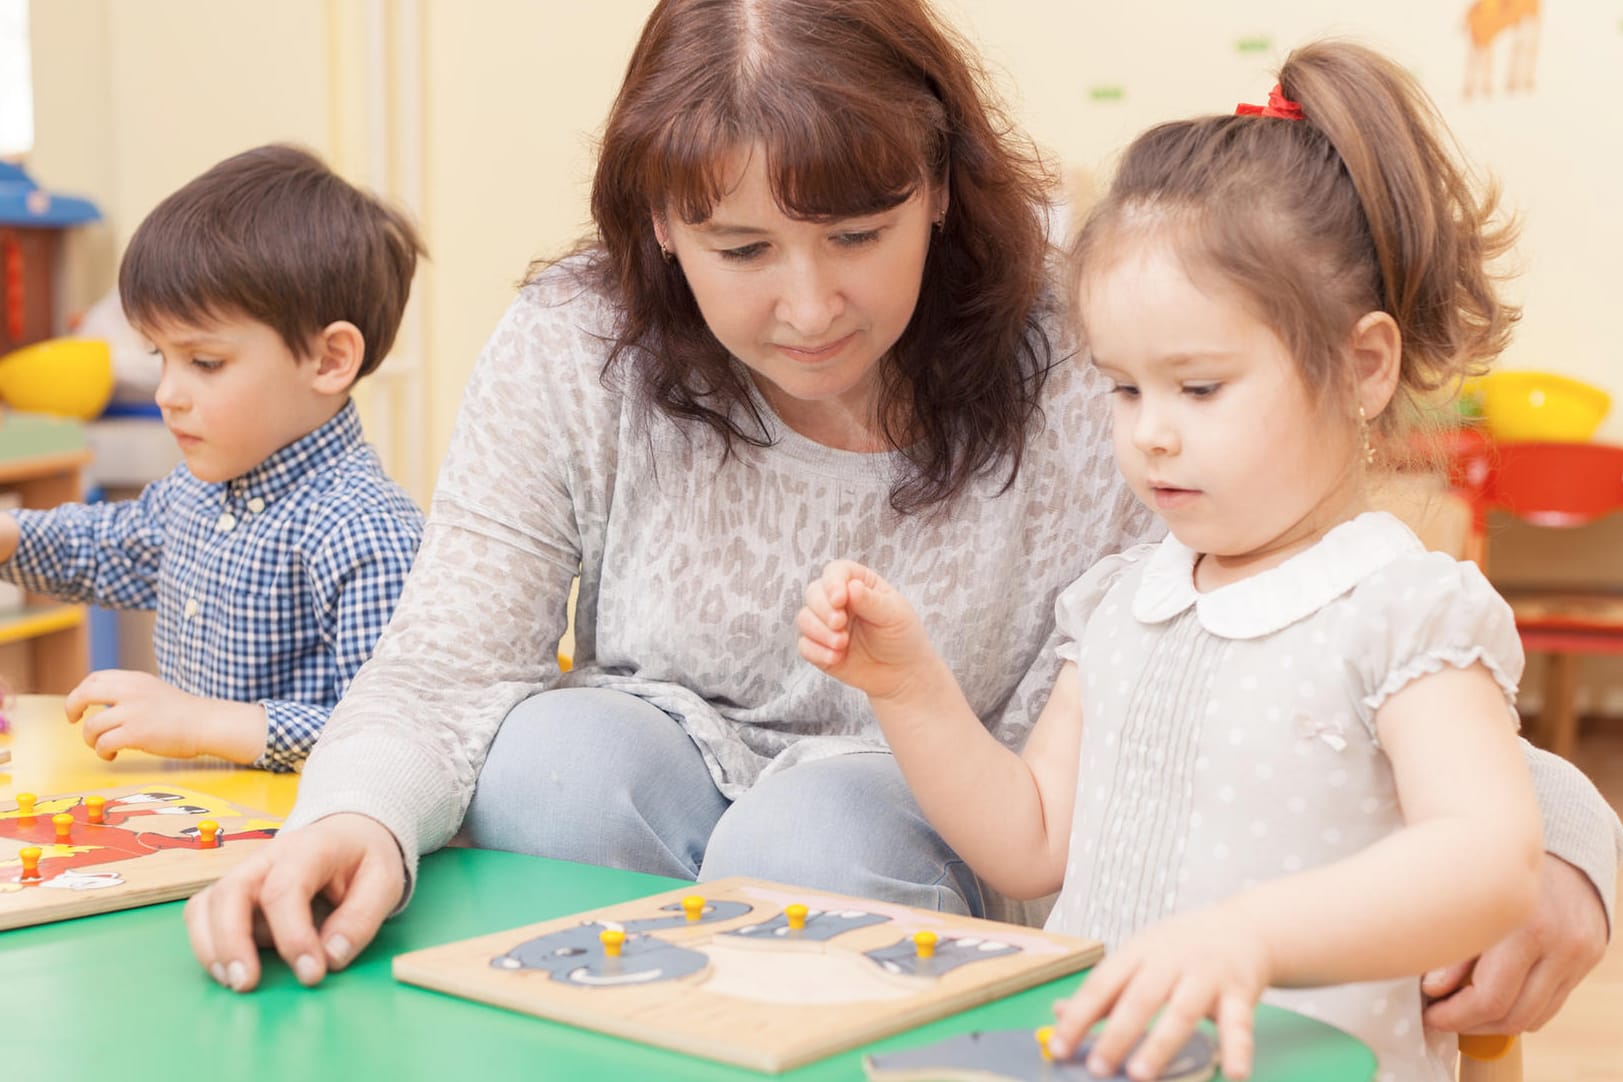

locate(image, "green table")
(1, 849), (1376, 1080)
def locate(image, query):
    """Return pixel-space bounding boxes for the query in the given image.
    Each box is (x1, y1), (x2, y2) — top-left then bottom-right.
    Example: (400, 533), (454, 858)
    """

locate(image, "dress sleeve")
(1350, 552), (1523, 735)
(1054, 544), (1155, 667)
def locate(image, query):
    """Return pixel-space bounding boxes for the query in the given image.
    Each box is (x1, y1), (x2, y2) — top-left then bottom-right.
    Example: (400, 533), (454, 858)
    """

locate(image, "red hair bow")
(1235, 84), (1305, 121)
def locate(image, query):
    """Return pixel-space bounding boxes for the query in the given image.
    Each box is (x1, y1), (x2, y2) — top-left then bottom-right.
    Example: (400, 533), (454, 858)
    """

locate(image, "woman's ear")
(309, 321), (366, 394)
(651, 212), (672, 254)
(1349, 310), (1401, 419)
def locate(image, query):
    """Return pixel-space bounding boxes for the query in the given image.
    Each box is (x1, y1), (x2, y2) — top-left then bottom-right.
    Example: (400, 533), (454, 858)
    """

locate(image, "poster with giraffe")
(393, 876), (1104, 1074)
(0, 785), (281, 931)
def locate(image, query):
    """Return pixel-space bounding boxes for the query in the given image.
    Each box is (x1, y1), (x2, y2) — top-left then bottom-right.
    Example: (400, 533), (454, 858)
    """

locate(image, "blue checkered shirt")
(3, 401), (423, 771)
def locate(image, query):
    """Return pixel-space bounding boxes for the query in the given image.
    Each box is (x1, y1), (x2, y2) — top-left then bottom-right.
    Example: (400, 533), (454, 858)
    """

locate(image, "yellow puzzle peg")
(913, 930), (938, 960)
(1036, 1025), (1055, 1062)
(52, 813), (73, 844)
(85, 796), (106, 824)
(198, 821), (220, 849)
(785, 903), (808, 932)
(16, 791), (35, 824)
(682, 895), (705, 922)
(19, 846), (43, 880)
(599, 928), (626, 958)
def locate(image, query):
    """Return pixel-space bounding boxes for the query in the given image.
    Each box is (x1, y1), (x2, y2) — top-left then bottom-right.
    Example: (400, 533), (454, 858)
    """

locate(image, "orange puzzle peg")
(85, 796), (106, 824)
(1036, 1025), (1055, 1062)
(785, 903), (808, 932)
(198, 820), (220, 849)
(682, 895), (705, 922)
(52, 812), (73, 844)
(15, 791), (35, 824)
(913, 930), (938, 960)
(599, 929), (626, 958)
(19, 846), (42, 880)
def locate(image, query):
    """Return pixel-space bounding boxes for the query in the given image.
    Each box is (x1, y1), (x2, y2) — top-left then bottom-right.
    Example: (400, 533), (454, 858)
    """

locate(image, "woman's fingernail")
(210, 962), (228, 986)
(294, 954), (322, 985)
(227, 960), (249, 991)
(325, 934), (352, 967)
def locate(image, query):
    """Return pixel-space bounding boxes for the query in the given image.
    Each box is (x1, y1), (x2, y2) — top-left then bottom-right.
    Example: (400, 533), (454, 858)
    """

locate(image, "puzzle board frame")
(393, 875), (1104, 1073)
(1, 784), (282, 931)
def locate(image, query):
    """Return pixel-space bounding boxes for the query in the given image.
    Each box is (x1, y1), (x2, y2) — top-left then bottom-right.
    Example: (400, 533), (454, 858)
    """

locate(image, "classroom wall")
(23, 0), (1623, 713)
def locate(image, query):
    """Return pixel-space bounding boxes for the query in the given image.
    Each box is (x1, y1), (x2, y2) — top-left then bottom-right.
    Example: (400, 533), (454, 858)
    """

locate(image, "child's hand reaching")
(796, 560), (941, 701)
(1050, 903), (1271, 1081)
(65, 670), (267, 763)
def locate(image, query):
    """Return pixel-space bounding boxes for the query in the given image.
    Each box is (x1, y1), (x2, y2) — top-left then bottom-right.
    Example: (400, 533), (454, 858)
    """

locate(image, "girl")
(797, 41), (1542, 1082)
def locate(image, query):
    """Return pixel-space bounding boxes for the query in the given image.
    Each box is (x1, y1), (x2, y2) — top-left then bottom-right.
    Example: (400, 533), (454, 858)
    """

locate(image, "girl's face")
(655, 145), (944, 450)
(1080, 241), (1365, 583)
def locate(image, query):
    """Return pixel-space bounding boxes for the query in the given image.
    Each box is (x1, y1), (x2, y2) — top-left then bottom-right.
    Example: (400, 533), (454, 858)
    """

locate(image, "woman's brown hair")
(1069, 41), (1518, 450)
(556, 0), (1056, 514)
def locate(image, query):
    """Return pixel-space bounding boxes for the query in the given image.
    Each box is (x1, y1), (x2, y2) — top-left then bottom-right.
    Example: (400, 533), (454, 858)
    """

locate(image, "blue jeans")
(460, 687), (986, 916)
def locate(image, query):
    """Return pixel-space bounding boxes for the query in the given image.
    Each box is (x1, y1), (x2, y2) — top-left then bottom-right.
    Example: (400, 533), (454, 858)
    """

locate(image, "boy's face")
(143, 316), (335, 483)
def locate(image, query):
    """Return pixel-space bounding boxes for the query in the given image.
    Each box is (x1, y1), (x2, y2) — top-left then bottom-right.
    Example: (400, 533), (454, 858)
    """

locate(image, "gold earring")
(658, 242), (674, 263)
(1358, 405), (1376, 466)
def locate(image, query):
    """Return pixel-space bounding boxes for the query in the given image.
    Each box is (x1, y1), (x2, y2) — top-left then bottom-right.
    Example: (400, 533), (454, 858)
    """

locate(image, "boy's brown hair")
(120, 144), (424, 381)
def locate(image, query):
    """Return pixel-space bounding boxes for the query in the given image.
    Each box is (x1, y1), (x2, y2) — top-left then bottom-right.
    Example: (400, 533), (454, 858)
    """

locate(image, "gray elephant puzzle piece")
(722, 907), (891, 944)
(489, 899), (754, 987)
(864, 1028), (1218, 1082)
(866, 934), (1020, 978)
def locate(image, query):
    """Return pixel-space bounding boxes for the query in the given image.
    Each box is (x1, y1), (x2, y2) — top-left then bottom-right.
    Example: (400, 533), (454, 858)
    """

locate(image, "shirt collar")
(224, 399), (364, 503)
(1131, 510), (1424, 639)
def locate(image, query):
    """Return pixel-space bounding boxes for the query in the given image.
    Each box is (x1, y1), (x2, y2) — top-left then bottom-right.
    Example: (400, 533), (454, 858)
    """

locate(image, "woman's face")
(655, 146), (944, 448)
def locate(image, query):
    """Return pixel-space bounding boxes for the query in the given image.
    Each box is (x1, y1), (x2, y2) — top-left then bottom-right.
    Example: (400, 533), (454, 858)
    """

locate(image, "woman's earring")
(1358, 405), (1376, 466)
(933, 214), (946, 233)
(658, 242), (674, 263)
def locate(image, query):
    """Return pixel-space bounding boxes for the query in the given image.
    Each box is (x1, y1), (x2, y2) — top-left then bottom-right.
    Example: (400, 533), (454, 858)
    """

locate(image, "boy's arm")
(0, 485), (168, 608)
(253, 508), (422, 772)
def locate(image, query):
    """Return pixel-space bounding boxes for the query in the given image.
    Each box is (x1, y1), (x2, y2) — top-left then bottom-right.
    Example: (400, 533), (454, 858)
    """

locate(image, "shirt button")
(247, 497), (265, 513)
(184, 599), (199, 618)
(216, 511), (236, 532)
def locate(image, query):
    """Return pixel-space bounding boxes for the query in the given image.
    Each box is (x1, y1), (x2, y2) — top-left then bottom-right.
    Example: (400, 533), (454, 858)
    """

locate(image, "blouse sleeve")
(1350, 552), (1524, 736)
(1054, 544), (1156, 667)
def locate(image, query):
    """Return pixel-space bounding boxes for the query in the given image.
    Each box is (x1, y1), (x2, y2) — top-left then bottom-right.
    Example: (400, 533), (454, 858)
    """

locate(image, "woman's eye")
(834, 229), (881, 248)
(718, 243), (767, 262)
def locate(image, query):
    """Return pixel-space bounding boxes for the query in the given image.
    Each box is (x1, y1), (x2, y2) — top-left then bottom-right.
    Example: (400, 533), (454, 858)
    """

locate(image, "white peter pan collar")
(1130, 511), (1423, 640)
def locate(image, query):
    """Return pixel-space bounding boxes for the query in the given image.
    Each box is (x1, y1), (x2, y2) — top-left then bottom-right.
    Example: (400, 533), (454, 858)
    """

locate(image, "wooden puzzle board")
(0, 784), (281, 930)
(393, 875), (1104, 1073)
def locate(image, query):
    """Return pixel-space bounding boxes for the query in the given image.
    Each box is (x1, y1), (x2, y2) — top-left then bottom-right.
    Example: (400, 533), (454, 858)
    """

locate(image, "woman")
(186, 0), (1616, 1036)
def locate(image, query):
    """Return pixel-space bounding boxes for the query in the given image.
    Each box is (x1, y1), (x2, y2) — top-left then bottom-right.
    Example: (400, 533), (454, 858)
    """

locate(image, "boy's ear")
(1349, 310), (1401, 419)
(309, 321), (366, 394)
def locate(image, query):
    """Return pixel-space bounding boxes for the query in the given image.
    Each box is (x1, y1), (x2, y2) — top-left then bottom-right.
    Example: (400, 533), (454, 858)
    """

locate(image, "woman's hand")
(796, 559), (941, 702)
(1050, 903), (1271, 1081)
(183, 813), (406, 991)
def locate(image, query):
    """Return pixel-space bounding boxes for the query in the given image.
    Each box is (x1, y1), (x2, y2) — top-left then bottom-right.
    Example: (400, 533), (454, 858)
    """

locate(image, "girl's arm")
(1053, 662), (1542, 1080)
(798, 560), (1083, 898)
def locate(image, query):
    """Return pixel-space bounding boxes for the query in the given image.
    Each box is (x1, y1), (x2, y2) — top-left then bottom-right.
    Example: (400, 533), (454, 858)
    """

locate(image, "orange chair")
(1455, 438), (1623, 760)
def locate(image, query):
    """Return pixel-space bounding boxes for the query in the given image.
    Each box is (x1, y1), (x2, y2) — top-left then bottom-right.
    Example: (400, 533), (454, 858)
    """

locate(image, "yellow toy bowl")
(1468, 370), (1610, 443)
(0, 337), (115, 420)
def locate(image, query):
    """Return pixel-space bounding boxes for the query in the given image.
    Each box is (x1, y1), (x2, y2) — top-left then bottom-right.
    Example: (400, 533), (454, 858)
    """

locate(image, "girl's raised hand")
(1050, 904), (1271, 1081)
(796, 559), (938, 701)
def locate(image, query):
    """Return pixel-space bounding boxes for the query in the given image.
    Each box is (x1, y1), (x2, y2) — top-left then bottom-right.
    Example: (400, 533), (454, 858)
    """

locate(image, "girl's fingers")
(795, 606), (848, 651)
(1051, 961), (1129, 1059)
(1085, 968), (1174, 1077)
(1129, 980), (1211, 1080)
(1216, 992), (1257, 1080)
(801, 580), (845, 630)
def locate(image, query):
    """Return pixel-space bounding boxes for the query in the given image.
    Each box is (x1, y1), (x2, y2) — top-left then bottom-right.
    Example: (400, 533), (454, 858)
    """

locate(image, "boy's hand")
(65, 670), (267, 762)
(796, 560), (939, 701)
(1050, 904), (1270, 1081)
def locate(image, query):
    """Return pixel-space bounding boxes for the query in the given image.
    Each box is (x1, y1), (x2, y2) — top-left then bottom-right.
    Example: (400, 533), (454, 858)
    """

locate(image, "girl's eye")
(192, 358), (224, 372)
(834, 229), (882, 248)
(1183, 382), (1221, 398)
(718, 243), (768, 262)
(1108, 383), (1140, 399)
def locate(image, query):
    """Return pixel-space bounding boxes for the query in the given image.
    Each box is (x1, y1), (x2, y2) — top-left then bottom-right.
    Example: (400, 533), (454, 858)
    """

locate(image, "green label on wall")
(1235, 36), (1272, 53)
(1088, 85), (1126, 102)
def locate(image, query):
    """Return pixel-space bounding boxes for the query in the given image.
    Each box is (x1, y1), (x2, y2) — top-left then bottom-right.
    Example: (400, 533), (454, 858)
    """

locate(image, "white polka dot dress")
(1045, 512), (1523, 1082)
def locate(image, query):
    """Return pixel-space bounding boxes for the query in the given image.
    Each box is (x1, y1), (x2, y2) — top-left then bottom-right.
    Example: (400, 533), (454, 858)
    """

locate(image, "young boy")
(0, 144), (426, 772)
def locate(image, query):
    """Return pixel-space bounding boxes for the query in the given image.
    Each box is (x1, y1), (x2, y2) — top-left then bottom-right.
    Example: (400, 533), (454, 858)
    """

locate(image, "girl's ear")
(1349, 310), (1402, 419)
(309, 320), (366, 394)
